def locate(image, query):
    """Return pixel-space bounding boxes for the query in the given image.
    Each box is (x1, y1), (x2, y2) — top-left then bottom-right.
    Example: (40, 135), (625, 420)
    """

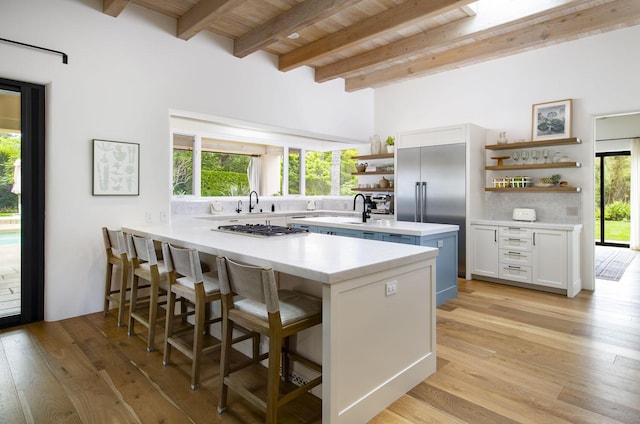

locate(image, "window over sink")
(171, 113), (361, 198)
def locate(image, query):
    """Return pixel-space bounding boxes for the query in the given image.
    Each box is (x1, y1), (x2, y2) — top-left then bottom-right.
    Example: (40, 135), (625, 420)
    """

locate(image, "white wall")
(1, 0), (373, 320)
(374, 25), (640, 291)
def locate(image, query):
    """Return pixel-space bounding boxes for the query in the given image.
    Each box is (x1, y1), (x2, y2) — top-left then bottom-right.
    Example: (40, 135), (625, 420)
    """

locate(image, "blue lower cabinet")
(418, 232), (458, 306)
(295, 224), (458, 306)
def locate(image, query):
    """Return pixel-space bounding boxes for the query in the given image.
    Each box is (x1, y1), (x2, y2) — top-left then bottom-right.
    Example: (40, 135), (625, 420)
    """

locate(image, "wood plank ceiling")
(103, 0), (640, 91)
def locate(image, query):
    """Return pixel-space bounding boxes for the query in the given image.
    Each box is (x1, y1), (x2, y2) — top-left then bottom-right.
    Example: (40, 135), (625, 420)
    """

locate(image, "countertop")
(471, 219), (582, 231)
(124, 216), (437, 285)
(289, 216), (459, 236)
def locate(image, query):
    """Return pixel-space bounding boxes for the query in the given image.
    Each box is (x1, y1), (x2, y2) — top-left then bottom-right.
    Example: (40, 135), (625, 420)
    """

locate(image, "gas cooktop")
(216, 224), (309, 237)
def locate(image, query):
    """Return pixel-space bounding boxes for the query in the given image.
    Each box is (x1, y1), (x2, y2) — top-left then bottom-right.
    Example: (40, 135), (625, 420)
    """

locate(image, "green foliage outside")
(173, 149), (251, 196)
(595, 219), (630, 242)
(603, 200), (630, 221)
(339, 149), (358, 195)
(594, 154), (631, 242)
(287, 148), (357, 195)
(305, 151), (332, 195)
(0, 133), (21, 214)
(202, 170), (249, 196)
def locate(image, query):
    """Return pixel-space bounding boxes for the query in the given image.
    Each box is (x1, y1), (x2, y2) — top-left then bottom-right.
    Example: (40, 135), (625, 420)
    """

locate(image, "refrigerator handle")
(414, 182), (420, 221)
(421, 182), (427, 223)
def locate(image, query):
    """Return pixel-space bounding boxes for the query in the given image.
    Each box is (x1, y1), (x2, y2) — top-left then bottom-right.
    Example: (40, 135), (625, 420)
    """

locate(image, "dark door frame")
(0, 77), (45, 328)
(595, 150), (631, 248)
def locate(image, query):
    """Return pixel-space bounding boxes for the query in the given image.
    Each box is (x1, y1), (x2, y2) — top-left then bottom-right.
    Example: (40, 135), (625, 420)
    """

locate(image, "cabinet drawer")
(499, 249), (532, 266)
(499, 227), (532, 238)
(380, 233), (417, 245)
(499, 264), (532, 283)
(499, 236), (532, 251)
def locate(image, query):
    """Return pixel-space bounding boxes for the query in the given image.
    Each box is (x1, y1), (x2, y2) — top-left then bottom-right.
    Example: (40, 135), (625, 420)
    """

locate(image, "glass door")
(595, 151), (631, 246)
(0, 78), (45, 328)
(0, 89), (21, 320)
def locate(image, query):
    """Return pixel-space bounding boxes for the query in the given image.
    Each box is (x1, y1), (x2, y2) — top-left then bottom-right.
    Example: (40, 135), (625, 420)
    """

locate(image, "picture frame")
(92, 139), (139, 195)
(531, 99), (572, 141)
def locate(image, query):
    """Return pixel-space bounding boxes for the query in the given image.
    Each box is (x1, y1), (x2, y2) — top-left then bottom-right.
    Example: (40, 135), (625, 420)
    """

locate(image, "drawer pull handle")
(505, 266), (526, 273)
(507, 251), (521, 256)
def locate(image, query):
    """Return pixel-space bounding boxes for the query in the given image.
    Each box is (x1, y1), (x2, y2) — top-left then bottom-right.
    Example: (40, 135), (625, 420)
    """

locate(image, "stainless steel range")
(217, 224), (309, 237)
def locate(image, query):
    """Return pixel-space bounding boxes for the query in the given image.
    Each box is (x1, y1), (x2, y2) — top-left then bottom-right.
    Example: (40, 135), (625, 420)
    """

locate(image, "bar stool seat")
(216, 256), (322, 424)
(126, 234), (168, 352)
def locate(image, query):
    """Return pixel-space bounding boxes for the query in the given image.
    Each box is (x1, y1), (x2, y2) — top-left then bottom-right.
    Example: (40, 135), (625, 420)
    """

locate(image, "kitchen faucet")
(353, 193), (370, 223)
(249, 190), (259, 213)
(235, 200), (243, 213)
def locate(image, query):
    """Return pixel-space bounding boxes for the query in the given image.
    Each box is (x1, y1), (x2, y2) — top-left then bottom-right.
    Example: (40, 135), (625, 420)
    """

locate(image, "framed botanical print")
(92, 139), (139, 195)
(532, 99), (572, 141)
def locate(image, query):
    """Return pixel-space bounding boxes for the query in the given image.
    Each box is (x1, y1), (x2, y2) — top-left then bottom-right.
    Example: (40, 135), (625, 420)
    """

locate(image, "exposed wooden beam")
(103, 0), (129, 17)
(344, 0), (640, 91)
(233, 0), (361, 58)
(315, 0), (600, 83)
(178, 0), (247, 41)
(278, 0), (475, 72)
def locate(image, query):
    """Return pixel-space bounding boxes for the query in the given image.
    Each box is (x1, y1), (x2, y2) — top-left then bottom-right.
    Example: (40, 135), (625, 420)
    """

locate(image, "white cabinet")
(532, 229), (567, 289)
(498, 227), (533, 284)
(471, 225), (499, 278)
(471, 222), (581, 297)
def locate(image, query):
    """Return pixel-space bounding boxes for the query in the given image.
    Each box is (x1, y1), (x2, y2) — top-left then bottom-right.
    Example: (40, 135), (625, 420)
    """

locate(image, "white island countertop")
(124, 216), (438, 284)
(290, 216), (459, 236)
(123, 216), (438, 423)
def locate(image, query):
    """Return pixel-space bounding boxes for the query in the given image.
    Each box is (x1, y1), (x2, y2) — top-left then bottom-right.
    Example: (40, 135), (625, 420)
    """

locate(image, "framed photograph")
(92, 139), (139, 195)
(532, 99), (572, 141)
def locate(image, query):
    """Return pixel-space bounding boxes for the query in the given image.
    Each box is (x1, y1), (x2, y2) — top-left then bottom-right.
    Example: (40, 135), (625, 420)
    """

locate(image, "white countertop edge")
(289, 216), (459, 236)
(471, 219), (582, 231)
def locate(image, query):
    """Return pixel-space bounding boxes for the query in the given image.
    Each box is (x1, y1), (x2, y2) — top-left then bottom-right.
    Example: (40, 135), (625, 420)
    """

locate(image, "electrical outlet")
(145, 212), (153, 223)
(437, 239), (444, 248)
(159, 211), (167, 222)
(385, 280), (398, 296)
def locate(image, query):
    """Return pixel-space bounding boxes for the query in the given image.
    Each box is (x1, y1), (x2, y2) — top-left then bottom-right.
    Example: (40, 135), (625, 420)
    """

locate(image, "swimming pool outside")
(0, 231), (20, 246)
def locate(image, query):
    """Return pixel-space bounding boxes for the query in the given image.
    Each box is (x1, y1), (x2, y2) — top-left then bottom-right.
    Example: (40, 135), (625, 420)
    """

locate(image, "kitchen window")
(172, 134), (357, 197)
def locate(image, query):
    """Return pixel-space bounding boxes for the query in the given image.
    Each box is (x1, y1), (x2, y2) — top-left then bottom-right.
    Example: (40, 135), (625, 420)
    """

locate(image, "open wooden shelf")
(351, 188), (394, 192)
(352, 153), (394, 160)
(485, 162), (581, 171)
(485, 137), (581, 151)
(351, 171), (394, 175)
(485, 186), (581, 192)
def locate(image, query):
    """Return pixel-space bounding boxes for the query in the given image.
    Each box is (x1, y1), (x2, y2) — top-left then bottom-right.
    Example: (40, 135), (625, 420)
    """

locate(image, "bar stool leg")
(191, 284), (206, 390)
(266, 332), (282, 424)
(116, 263), (128, 327)
(163, 289), (176, 366)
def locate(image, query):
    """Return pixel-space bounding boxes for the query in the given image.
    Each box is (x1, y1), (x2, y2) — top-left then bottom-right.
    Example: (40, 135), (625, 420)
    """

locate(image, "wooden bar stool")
(216, 256), (322, 424)
(102, 227), (130, 327)
(126, 234), (168, 352)
(160, 243), (226, 390)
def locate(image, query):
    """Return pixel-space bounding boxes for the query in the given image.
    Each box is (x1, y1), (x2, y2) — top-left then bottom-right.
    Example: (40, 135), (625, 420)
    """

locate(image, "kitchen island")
(290, 216), (459, 306)
(124, 216), (438, 423)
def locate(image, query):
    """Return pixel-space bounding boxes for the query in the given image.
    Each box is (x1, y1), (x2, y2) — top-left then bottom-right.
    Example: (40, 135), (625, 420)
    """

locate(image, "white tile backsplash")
(484, 192), (582, 224)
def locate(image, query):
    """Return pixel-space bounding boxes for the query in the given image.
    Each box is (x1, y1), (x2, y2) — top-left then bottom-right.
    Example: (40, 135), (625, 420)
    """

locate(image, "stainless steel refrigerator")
(396, 143), (466, 276)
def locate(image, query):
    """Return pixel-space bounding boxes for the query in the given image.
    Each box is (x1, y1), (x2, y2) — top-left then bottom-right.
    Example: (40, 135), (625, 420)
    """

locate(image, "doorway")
(0, 78), (45, 328)
(595, 151), (631, 247)
(594, 112), (640, 284)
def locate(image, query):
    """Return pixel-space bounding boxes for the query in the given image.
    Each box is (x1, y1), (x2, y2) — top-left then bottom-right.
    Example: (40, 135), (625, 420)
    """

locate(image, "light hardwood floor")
(1, 264), (638, 423)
